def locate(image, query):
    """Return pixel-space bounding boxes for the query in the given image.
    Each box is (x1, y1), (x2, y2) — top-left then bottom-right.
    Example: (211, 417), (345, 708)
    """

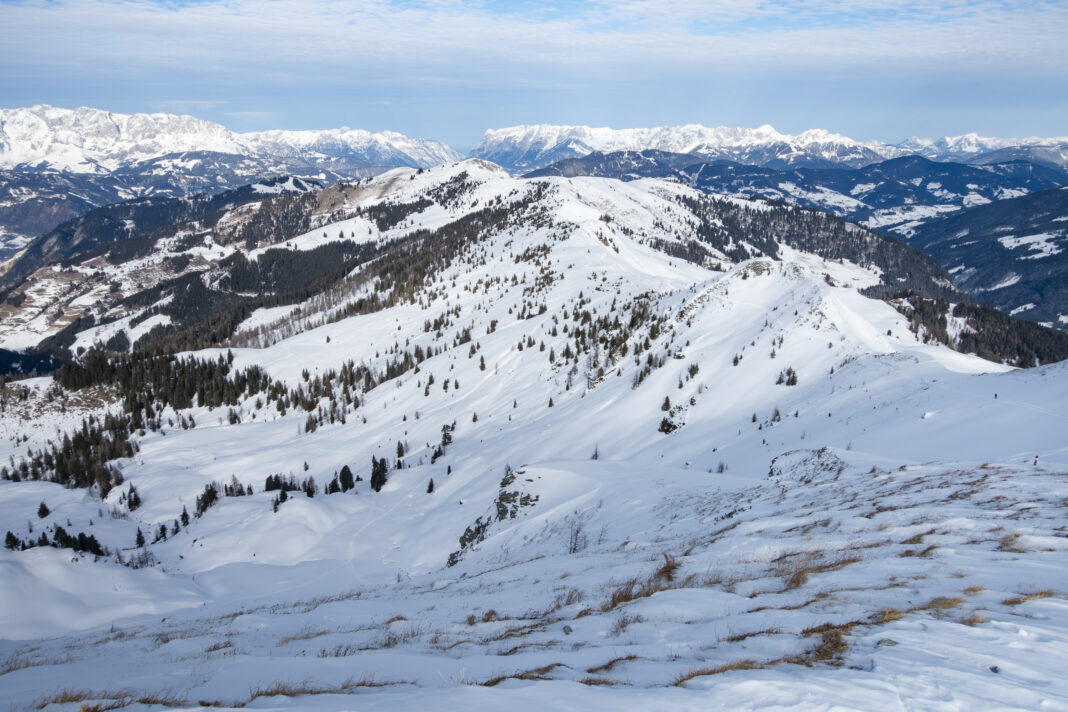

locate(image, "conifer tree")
(37, 501), (49, 519)
(370, 456), (388, 492)
(339, 465), (355, 492)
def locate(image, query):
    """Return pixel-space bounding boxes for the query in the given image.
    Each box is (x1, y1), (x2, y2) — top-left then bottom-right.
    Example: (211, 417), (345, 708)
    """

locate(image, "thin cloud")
(0, 0), (1063, 141)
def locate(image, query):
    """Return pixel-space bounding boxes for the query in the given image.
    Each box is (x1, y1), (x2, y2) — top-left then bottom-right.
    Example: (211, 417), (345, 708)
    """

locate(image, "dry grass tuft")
(776, 553), (861, 591)
(599, 552), (694, 612)
(901, 528), (936, 546)
(960, 613), (986, 626)
(724, 627), (781, 643)
(37, 689), (95, 709)
(1003, 590), (1054, 606)
(278, 628), (332, 646)
(610, 612), (643, 636)
(807, 630), (847, 663)
(2, 652), (72, 676)
(586, 654), (638, 674)
(998, 533), (1029, 553)
(654, 553), (681, 582)
(911, 597), (964, 616)
(482, 663), (567, 687)
(673, 659), (763, 686)
(246, 680), (319, 702)
(205, 640), (234, 654)
(318, 643), (360, 658)
(964, 585), (984, 596)
(36, 688), (187, 711)
(870, 608), (904, 625)
(244, 676), (411, 703)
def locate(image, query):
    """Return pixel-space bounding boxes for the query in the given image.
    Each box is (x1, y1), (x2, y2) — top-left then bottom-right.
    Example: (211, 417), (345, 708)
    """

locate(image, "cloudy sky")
(1, 0), (1065, 148)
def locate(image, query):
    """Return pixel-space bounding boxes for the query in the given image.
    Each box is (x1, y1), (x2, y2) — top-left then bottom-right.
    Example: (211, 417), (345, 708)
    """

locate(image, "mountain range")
(3, 107), (1068, 257)
(473, 123), (1068, 174)
(0, 106), (463, 255)
(0, 157), (1066, 710)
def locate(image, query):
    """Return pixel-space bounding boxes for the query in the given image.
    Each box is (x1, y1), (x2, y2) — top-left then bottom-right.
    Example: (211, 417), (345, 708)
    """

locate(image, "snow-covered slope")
(473, 123), (1068, 173)
(0, 105), (462, 174)
(0, 161), (1066, 710)
(0, 159), (961, 356)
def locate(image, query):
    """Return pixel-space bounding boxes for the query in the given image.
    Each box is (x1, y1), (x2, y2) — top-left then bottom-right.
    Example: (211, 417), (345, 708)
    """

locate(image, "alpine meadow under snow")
(0, 156), (1066, 712)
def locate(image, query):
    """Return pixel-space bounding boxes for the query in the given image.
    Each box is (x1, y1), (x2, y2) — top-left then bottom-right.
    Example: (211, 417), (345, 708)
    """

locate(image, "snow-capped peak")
(473, 123), (1068, 173)
(0, 105), (463, 173)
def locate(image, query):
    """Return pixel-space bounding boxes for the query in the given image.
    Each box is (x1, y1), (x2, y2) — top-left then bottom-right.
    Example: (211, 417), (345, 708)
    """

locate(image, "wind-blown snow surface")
(0, 162), (1066, 710)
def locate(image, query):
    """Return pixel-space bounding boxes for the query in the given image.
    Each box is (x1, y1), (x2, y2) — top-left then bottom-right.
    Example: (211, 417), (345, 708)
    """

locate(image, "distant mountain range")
(0, 106), (463, 255)
(526, 150), (1068, 235)
(0, 105), (462, 174)
(3, 107), (1068, 327)
(473, 124), (1068, 174)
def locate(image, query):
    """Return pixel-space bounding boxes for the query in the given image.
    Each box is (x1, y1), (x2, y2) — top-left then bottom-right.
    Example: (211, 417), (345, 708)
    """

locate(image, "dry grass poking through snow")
(1003, 590), (1055, 606)
(8, 464), (1067, 705)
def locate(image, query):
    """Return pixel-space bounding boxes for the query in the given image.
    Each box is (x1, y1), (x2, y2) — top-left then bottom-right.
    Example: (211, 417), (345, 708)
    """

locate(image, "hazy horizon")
(0, 0), (1064, 148)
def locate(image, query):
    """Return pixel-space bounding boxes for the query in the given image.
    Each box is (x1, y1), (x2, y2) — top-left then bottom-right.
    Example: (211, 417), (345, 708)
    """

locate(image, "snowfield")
(0, 162), (1066, 710)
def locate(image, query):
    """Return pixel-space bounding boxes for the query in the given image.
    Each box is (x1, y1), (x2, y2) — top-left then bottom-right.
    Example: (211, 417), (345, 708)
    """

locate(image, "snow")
(997, 232), (1064, 259)
(0, 105), (461, 173)
(963, 192), (992, 207)
(70, 313), (172, 353)
(475, 124), (1068, 171)
(864, 204), (960, 234)
(0, 160), (1066, 710)
(984, 273), (1022, 291)
(775, 182), (865, 213)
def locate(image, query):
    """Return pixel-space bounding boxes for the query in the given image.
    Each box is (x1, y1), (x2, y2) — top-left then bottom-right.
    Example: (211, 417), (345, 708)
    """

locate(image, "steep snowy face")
(0, 105), (462, 173)
(0, 106), (244, 172)
(473, 123), (1068, 173)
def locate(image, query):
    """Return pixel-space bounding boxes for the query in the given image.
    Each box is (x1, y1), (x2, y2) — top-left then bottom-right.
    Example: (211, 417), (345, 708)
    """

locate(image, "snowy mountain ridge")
(474, 123), (1068, 173)
(0, 160), (1066, 710)
(0, 105), (463, 173)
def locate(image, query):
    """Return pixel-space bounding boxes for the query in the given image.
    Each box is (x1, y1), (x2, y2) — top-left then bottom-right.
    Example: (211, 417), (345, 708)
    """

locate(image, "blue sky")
(0, 0), (1065, 149)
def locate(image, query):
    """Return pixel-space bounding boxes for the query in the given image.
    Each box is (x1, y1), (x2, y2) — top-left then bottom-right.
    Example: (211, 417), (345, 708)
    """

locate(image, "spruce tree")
(37, 501), (49, 519)
(339, 465), (355, 492)
(135, 528), (145, 548)
(370, 456), (388, 492)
